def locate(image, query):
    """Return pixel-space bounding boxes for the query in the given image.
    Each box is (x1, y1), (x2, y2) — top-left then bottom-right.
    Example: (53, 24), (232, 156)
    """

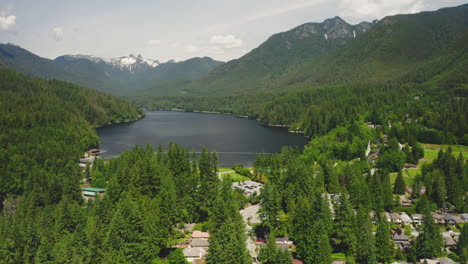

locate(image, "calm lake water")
(97, 111), (308, 167)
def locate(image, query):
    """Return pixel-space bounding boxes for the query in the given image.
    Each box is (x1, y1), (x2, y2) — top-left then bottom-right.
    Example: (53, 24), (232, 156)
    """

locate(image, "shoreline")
(158, 108), (309, 138)
(93, 114), (145, 129)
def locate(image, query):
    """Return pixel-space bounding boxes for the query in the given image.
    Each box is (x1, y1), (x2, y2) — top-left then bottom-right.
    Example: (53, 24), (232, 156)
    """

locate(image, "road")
(240, 204), (261, 263)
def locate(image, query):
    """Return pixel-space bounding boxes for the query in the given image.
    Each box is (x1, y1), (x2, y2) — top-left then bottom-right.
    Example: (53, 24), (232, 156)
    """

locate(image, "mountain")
(140, 4), (467, 143)
(276, 4), (468, 88)
(161, 4), (466, 97)
(0, 44), (223, 94)
(178, 17), (377, 95)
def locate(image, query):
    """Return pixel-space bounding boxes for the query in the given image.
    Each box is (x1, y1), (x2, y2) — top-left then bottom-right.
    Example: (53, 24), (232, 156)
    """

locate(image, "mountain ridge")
(0, 43), (224, 94)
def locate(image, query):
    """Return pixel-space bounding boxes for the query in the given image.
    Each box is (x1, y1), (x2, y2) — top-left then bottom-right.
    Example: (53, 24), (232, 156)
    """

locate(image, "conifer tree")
(375, 215), (393, 263)
(413, 209), (443, 259)
(197, 148), (220, 221)
(259, 232), (292, 264)
(355, 206), (377, 264)
(394, 170), (406, 195)
(458, 223), (468, 263)
(332, 194), (357, 258)
(168, 248), (188, 264)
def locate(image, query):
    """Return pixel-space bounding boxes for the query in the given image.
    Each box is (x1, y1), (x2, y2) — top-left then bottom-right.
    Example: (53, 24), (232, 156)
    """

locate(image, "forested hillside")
(140, 4), (467, 145)
(177, 17), (376, 95)
(0, 67), (142, 200)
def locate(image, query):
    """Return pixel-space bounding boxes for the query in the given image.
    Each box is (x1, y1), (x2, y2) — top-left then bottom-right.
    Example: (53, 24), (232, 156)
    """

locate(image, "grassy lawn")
(331, 253), (346, 260)
(218, 167), (234, 172)
(390, 143), (467, 185)
(221, 172), (250, 182)
(422, 143), (468, 160)
(390, 169), (418, 186)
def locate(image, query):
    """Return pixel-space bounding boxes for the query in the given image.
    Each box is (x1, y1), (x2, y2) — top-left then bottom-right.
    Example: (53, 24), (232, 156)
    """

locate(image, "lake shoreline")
(97, 110), (308, 167)
(167, 108), (308, 138)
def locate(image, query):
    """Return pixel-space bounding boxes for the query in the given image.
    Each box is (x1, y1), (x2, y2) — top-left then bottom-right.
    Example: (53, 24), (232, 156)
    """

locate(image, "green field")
(422, 144), (468, 161)
(390, 169), (418, 186)
(218, 167), (234, 172)
(221, 172), (250, 182)
(390, 143), (467, 185)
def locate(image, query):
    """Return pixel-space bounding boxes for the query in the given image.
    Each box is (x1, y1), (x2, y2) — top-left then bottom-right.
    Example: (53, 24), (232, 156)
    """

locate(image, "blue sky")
(0, 0), (466, 62)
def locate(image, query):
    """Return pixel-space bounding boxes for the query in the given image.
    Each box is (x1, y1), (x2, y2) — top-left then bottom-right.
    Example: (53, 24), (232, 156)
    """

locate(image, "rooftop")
(190, 239), (210, 248)
(183, 247), (206, 258)
(82, 187), (106, 192)
(191, 231), (210, 239)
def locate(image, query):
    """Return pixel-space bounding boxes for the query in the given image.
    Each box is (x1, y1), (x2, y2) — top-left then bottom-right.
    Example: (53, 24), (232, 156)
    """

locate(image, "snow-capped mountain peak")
(105, 54), (161, 71)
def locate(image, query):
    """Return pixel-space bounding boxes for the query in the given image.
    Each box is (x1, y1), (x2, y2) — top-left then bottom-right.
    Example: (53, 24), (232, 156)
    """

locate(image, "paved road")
(240, 204), (261, 224)
(240, 204), (261, 263)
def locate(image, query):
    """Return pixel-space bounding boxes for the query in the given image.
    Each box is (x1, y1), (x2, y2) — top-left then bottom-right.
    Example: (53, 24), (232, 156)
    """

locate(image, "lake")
(97, 111), (308, 167)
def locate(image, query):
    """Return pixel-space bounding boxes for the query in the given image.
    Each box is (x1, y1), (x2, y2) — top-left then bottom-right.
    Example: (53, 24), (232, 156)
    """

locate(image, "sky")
(0, 0), (466, 62)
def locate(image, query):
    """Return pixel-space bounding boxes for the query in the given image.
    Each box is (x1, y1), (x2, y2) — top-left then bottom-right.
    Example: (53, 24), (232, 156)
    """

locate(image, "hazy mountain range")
(0, 45), (223, 95)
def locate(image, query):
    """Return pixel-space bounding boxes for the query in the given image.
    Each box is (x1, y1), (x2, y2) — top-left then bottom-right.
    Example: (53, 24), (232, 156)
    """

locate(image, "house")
(400, 212), (413, 225)
(392, 234), (410, 250)
(412, 214), (423, 225)
(79, 157), (95, 164)
(461, 213), (468, 222)
(390, 212), (402, 224)
(432, 213), (446, 224)
(405, 186), (426, 196)
(451, 214), (464, 224)
(443, 214), (456, 226)
(385, 212), (392, 223)
(190, 239), (210, 248)
(443, 235), (457, 248)
(183, 247), (206, 263)
(437, 257), (456, 264)
(400, 198), (412, 207)
(191, 231), (210, 240)
(81, 187), (105, 200)
(420, 259), (438, 264)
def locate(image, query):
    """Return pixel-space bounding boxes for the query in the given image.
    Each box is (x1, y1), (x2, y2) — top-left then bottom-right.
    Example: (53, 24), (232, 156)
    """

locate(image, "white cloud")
(0, 15), (16, 31)
(52, 27), (64, 41)
(339, 0), (425, 20)
(210, 34), (244, 48)
(184, 44), (199, 53)
(148, 39), (162, 46)
(206, 46), (225, 55)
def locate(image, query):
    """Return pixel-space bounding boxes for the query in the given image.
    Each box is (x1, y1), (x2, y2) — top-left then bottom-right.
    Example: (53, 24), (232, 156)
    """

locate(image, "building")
(400, 212), (413, 225)
(184, 231), (210, 263)
(81, 187), (105, 200)
(191, 231), (210, 240)
(461, 213), (468, 222)
(432, 213), (446, 225)
(190, 239), (210, 248)
(390, 212), (402, 224)
(275, 237), (293, 250)
(183, 247), (206, 263)
(443, 234), (457, 248)
(412, 214), (423, 225)
(392, 234), (410, 251)
(385, 212), (392, 223)
(443, 214), (456, 226)
(400, 197), (412, 207)
(451, 214), (464, 224)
